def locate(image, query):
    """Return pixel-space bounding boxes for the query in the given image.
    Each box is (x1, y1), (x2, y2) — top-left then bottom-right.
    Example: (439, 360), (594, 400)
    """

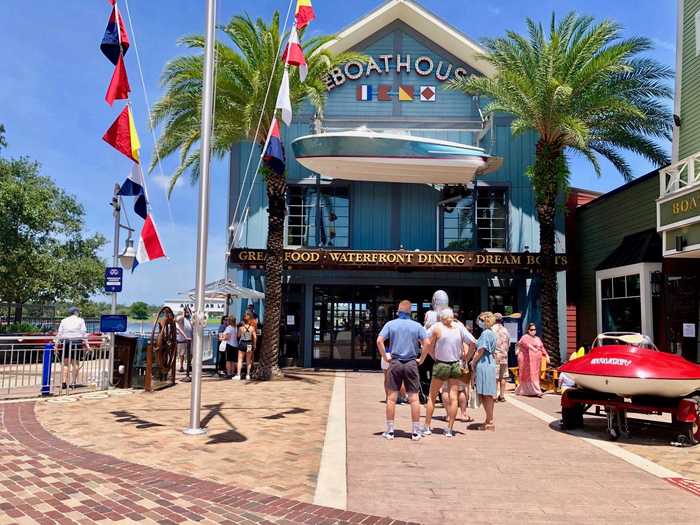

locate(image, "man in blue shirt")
(377, 300), (431, 441)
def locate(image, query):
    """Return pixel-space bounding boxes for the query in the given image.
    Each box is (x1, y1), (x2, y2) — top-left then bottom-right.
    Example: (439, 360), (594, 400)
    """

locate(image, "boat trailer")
(560, 388), (700, 445)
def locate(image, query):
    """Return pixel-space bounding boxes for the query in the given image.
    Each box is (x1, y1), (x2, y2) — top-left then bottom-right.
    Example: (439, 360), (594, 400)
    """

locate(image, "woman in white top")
(421, 308), (473, 437)
(219, 317), (238, 378)
(55, 306), (91, 390)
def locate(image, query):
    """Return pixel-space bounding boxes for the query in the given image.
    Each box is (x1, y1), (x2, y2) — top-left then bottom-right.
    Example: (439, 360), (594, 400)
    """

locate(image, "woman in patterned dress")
(470, 311), (498, 431)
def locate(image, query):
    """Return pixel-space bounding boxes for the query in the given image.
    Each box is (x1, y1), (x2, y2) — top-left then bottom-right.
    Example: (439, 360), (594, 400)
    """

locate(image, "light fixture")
(119, 235), (137, 270)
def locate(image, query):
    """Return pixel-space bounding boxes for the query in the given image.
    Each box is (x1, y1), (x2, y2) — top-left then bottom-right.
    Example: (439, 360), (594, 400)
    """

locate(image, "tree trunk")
(13, 303), (22, 324)
(533, 141), (563, 367)
(259, 170), (286, 380)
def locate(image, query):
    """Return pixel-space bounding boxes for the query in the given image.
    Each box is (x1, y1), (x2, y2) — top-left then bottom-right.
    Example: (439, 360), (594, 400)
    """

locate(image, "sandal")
(484, 424), (495, 431)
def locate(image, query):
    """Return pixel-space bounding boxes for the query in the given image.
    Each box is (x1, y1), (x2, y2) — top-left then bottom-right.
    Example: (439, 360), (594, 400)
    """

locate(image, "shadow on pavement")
(262, 407), (310, 420)
(201, 402), (248, 444)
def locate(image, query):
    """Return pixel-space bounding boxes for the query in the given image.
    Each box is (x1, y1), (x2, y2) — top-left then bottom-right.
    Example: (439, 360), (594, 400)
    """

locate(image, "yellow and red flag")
(295, 0), (315, 30)
(102, 105), (141, 163)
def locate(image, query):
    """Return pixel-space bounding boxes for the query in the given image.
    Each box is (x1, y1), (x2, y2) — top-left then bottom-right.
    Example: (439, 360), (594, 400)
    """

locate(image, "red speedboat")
(560, 333), (700, 398)
(559, 333), (700, 444)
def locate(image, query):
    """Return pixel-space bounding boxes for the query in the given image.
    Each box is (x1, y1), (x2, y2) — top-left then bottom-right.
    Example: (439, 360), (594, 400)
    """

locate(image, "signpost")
(105, 267), (123, 293)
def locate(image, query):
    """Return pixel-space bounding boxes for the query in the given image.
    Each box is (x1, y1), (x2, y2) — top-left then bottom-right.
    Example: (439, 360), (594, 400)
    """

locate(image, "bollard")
(41, 342), (54, 396)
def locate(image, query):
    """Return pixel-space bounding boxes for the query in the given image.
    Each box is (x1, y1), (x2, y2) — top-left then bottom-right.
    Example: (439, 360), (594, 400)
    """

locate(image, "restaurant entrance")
(311, 285), (481, 369)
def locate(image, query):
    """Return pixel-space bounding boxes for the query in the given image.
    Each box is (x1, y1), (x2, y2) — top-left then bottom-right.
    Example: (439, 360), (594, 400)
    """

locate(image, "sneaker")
(61, 382), (67, 390)
(420, 426), (432, 436)
(445, 429), (454, 438)
(411, 432), (422, 441)
(246, 374), (251, 380)
(233, 375), (241, 380)
(382, 431), (394, 440)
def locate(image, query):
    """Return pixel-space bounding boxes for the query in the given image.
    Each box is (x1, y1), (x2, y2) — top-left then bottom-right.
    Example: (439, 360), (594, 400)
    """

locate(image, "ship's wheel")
(150, 306), (178, 374)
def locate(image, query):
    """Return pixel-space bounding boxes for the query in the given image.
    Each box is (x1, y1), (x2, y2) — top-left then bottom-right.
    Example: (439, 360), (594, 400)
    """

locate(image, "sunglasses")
(528, 328), (536, 332)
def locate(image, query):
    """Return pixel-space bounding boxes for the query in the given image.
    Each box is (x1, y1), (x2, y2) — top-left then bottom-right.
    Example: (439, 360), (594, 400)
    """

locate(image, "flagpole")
(184, 0), (217, 436)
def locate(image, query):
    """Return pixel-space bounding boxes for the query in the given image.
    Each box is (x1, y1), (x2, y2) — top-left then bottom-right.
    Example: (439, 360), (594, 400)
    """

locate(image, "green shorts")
(432, 361), (462, 380)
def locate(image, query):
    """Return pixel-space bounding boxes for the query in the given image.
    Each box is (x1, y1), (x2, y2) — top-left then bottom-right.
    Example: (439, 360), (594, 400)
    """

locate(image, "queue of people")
(216, 306), (259, 380)
(378, 291), (551, 440)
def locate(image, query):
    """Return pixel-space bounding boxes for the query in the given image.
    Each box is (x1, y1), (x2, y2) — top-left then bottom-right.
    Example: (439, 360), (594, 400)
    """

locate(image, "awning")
(185, 279), (264, 301)
(596, 229), (662, 271)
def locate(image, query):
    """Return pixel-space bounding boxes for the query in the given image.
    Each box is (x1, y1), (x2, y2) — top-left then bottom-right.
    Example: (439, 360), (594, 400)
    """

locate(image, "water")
(125, 320), (220, 335)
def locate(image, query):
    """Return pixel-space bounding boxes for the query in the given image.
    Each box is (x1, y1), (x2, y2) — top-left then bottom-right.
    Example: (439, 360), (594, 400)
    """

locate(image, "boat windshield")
(592, 332), (658, 350)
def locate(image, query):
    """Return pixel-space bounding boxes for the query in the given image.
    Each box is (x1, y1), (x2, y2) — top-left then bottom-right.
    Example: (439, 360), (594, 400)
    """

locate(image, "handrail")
(660, 151), (700, 197)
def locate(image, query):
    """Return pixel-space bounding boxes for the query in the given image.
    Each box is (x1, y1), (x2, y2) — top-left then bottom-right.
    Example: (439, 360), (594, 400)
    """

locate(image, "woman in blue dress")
(470, 311), (498, 431)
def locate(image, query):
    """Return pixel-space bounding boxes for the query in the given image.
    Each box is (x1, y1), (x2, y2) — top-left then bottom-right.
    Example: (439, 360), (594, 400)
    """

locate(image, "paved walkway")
(344, 372), (700, 525)
(0, 401), (408, 525)
(2, 370), (700, 524)
(35, 370), (336, 502)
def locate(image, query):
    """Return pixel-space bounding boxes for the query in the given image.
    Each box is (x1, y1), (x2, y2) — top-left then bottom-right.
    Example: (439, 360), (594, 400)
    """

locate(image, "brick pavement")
(345, 372), (700, 525)
(35, 370), (336, 502)
(515, 392), (700, 482)
(0, 401), (408, 525)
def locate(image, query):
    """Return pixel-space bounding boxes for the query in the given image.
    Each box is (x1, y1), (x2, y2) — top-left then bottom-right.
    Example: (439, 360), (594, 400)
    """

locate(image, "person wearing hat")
(55, 306), (91, 390)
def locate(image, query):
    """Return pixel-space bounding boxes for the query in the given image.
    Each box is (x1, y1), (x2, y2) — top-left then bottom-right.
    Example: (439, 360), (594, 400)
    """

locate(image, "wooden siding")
(575, 175), (659, 344)
(680, 0), (700, 160)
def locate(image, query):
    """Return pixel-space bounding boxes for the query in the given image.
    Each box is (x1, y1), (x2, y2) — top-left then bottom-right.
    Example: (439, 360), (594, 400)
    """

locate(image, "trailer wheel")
(561, 403), (584, 429)
(678, 396), (700, 446)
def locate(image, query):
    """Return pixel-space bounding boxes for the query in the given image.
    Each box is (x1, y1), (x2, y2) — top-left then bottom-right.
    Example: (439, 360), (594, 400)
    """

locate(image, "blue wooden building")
(227, 0), (568, 368)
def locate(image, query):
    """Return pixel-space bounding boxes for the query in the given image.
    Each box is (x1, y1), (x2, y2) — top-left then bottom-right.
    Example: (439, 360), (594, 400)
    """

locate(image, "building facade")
(654, 0), (700, 362)
(227, 0), (568, 368)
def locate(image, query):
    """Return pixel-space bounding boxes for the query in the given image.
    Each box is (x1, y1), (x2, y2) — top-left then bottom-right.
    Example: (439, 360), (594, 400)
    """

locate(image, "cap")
(68, 306), (80, 315)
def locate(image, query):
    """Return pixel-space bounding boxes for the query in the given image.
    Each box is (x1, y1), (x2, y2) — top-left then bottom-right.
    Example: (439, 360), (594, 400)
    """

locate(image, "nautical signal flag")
(295, 0), (315, 30)
(275, 69), (293, 125)
(356, 85), (373, 101)
(101, 5), (129, 65)
(398, 85), (414, 101)
(105, 55), (131, 106)
(133, 214), (166, 270)
(103, 105), (141, 163)
(420, 86), (436, 102)
(263, 118), (286, 176)
(281, 26), (307, 82)
(378, 85), (391, 101)
(117, 164), (148, 220)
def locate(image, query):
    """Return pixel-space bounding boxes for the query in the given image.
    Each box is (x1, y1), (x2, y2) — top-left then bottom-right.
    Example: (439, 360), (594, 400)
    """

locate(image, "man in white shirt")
(55, 306), (91, 389)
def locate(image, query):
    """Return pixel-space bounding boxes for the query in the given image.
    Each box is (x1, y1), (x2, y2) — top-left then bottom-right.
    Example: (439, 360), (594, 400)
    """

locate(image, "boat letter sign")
(325, 54), (468, 92)
(104, 267), (123, 293)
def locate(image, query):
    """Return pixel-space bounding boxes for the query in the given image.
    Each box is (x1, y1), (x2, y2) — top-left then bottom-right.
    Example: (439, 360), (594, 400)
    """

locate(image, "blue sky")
(0, 0), (677, 304)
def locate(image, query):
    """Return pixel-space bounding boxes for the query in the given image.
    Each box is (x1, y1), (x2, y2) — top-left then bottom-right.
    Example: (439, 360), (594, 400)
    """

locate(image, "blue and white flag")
(117, 164), (148, 220)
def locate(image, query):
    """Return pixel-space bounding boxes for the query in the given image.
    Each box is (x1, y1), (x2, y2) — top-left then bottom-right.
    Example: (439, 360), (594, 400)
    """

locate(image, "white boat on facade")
(291, 130), (502, 184)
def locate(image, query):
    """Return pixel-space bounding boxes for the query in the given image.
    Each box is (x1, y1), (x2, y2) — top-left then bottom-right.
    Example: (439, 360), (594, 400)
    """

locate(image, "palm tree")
(450, 13), (672, 365)
(150, 13), (365, 379)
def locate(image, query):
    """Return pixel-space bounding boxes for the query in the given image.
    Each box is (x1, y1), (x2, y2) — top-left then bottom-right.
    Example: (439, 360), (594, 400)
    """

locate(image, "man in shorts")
(492, 313), (511, 402)
(377, 300), (431, 441)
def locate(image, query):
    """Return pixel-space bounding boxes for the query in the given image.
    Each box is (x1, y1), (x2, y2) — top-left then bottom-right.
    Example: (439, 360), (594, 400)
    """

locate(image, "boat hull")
(291, 132), (502, 184)
(560, 345), (700, 399)
(563, 372), (700, 398)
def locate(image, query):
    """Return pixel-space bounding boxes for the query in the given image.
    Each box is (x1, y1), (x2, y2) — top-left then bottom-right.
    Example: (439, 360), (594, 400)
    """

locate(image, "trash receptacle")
(113, 334), (138, 388)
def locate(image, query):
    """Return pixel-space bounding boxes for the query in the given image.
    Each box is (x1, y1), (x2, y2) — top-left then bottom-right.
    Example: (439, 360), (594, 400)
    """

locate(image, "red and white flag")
(281, 26), (307, 82)
(133, 214), (166, 270)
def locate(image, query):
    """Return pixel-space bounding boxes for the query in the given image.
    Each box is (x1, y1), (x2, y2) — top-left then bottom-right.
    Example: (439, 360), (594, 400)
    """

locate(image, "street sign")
(104, 267), (123, 293)
(100, 314), (128, 333)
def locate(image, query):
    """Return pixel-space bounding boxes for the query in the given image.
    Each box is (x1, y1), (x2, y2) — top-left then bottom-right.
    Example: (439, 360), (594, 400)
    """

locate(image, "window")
(286, 185), (350, 247)
(440, 187), (508, 250)
(600, 273), (642, 333)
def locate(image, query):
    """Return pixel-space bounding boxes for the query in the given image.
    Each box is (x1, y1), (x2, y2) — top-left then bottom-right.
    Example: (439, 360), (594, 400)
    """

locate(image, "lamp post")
(184, 0), (217, 436)
(109, 184), (136, 382)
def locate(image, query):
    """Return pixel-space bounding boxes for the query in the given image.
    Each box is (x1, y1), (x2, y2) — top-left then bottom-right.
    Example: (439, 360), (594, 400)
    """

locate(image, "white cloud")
(652, 37), (675, 53)
(152, 173), (184, 192)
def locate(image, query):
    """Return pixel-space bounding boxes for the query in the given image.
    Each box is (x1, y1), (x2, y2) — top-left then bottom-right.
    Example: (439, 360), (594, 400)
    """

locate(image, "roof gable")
(322, 0), (494, 77)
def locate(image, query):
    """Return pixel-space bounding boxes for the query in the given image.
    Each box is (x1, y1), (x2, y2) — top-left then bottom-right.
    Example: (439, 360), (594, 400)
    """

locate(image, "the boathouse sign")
(230, 249), (568, 271)
(324, 54), (468, 91)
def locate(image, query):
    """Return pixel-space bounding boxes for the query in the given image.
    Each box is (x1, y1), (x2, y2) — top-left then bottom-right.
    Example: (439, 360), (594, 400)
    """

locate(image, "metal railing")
(660, 151), (700, 196)
(0, 335), (111, 399)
